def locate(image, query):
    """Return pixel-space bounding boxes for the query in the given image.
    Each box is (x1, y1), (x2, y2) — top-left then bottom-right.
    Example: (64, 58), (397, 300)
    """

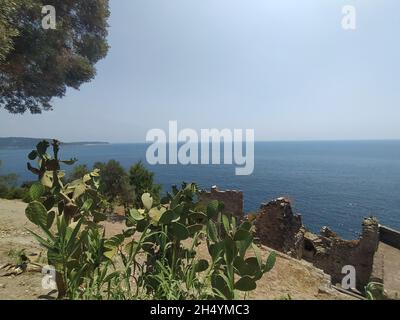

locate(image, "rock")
(318, 286), (336, 295)
(320, 226), (338, 238)
(199, 186), (244, 218)
(0, 283), (5, 289)
(254, 198), (305, 259)
(0, 263), (10, 270)
(349, 287), (363, 296)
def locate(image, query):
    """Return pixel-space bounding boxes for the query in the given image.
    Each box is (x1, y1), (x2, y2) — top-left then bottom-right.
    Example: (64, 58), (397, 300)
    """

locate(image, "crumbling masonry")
(201, 186), (385, 290)
(253, 197), (380, 289)
(199, 186), (244, 218)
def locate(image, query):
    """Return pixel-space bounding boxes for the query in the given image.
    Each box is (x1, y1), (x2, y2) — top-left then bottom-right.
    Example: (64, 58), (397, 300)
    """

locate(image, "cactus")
(205, 212), (276, 299)
(123, 183), (276, 300)
(27, 140), (77, 189)
(24, 141), (117, 299)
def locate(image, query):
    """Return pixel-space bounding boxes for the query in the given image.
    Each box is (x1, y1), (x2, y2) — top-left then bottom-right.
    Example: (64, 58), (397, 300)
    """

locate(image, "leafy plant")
(94, 160), (134, 209)
(66, 164), (90, 183)
(7, 248), (28, 267)
(24, 140), (118, 299)
(123, 183), (276, 300)
(0, 160), (20, 199)
(365, 282), (388, 300)
(128, 161), (162, 208)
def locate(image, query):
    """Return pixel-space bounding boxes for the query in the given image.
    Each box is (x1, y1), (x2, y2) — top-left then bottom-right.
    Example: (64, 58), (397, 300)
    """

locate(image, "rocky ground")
(0, 199), (355, 300)
(374, 242), (400, 299)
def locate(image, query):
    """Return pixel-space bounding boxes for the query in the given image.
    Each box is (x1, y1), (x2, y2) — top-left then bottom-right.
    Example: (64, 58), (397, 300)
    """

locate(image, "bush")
(6, 187), (28, 200)
(94, 160), (134, 207)
(0, 165), (33, 202)
(20, 181), (35, 189)
(0, 187), (30, 202)
(0, 168), (18, 199)
(66, 164), (90, 183)
(0, 184), (8, 198)
(128, 161), (161, 208)
(365, 282), (389, 300)
(66, 161), (162, 211)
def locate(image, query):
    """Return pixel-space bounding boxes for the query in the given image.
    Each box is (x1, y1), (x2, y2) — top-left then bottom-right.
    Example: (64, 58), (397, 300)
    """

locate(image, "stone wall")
(379, 225), (400, 250)
(303, 218), (380, 289)
(199, 189), (382, 290)
(199, 186), (244, 218)
(254, 198), (305, 259)
(253, 197), (380, 290)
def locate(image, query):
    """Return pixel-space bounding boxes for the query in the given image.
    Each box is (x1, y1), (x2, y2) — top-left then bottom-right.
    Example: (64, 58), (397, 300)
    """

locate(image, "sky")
(1, 0), (400, 143)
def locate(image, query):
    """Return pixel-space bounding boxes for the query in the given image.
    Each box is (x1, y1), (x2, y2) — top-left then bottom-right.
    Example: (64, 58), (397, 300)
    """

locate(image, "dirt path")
(0, 200), (53, 299)
(0, 199), (353, 300)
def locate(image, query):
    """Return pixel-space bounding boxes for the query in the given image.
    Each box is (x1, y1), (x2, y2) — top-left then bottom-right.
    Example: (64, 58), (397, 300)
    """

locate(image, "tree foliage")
(94, 160), (133, 206)
(0, 0), (110, 113)
(0, 0), (21, 62)
(67, 164), (90, 183)
(128, 161), (162, 208)
(0, 159), (17, 194)
(0, 159), (31, 201)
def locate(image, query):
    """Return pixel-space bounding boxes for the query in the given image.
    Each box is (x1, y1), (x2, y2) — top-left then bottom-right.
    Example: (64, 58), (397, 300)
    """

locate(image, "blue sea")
(0, 141), (399, 239)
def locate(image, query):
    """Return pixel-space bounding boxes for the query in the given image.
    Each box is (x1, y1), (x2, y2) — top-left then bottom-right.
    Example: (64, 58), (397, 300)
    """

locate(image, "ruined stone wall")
(303, 218), (380, 290)
(254, 198), (305, 259)
(253, 197), (380, 289)
(199, 189), (381, 290)
(199, 186), (244, 218)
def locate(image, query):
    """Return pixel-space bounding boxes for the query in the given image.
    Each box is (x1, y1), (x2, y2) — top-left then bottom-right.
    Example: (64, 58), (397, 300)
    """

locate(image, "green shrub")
(0, 173), (18, 188)
(66, 164), (90, 183)
(128, 161), (161, 208)
(66, 161), (162, 211)
(0, 175), (32, 202)
(94, 160), (134, 208)
(365, 282), (389, 300)
(25, 140), (112, 298)
(0, 161), (19, 199)
(127, 185), (276, 300)
(0, 184), (8, 198)
(6, 187), (28, 200)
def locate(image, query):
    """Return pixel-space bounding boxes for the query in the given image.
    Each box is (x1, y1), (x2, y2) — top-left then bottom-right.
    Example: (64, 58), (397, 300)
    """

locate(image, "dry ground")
(0, 199), (354, 300)
(375, 242), (400, 299)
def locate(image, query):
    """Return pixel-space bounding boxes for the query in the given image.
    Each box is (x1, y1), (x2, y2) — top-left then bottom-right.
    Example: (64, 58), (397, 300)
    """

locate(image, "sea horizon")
(2, 137), (400, 146)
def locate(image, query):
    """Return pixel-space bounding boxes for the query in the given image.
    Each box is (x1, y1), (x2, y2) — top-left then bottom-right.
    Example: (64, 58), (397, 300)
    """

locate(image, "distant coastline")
(0, 137), (109, 149)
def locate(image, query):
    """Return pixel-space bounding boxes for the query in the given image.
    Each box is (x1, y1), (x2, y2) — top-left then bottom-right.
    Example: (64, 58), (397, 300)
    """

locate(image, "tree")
(67, 164), (90, 183)
(128, 161), (161, 208)
(0, 0), (110, 113)
(0, 1), (21, 62)
(94, 160), (133, 207)
(0, 160), (19, 198)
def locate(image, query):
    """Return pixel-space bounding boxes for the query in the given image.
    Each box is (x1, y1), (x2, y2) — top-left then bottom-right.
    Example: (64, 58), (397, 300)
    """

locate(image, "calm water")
(1, 141), (399, 239)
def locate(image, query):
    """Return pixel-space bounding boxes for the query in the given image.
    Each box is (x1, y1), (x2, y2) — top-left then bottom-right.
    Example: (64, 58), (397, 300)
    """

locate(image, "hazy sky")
(1, 0), (400, 143)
